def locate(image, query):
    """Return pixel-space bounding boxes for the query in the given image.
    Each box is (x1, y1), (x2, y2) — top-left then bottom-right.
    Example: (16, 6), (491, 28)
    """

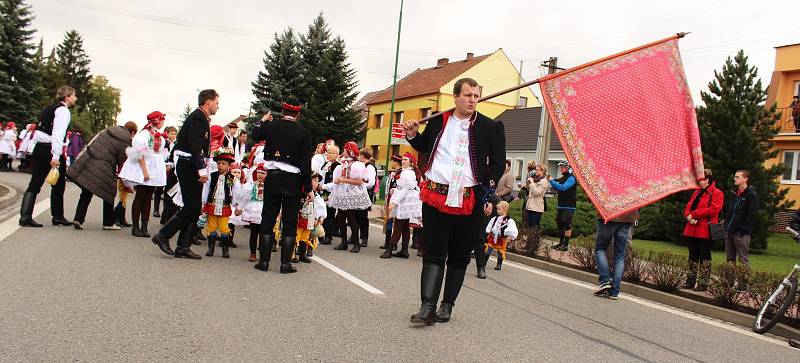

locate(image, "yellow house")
(365, 49), (540, 166)
(766, 43), (800, 203)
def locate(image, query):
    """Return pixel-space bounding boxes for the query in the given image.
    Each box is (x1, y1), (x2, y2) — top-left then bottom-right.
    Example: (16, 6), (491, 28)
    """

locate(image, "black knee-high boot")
(411, 262), (445, 326)
(254, 234), (273, 271)
(280, 236), (297, 274)
(495, 254), (503, 270)
(249, 228), (258, 255)
(228, 224), (237, 248)
(205, 234), (217, 257)
(437, 267), (467, 323)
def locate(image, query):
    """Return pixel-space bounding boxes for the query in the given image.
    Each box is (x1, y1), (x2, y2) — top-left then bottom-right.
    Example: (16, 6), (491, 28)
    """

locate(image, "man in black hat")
(151, 89), (217, 259)
(250, 97), (313, 274)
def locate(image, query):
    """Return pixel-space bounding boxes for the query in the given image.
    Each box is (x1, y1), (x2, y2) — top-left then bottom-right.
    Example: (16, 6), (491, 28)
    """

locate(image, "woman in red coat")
(682, 169), (723, 291)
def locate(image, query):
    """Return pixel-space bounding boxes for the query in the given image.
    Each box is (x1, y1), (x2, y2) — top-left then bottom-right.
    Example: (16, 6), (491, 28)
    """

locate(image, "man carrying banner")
(402, 77), (506, 325)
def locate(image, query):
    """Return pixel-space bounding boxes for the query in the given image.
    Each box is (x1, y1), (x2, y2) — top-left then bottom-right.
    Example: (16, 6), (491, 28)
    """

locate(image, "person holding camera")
(525, 164), (550, 229)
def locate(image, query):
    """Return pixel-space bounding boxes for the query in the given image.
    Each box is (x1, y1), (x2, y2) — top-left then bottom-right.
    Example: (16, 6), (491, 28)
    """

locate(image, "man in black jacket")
(403, 78), (506, 325)
(151, 89), (217, 259)
(250, 98), (313, 274)
(723, 170), (759, 267)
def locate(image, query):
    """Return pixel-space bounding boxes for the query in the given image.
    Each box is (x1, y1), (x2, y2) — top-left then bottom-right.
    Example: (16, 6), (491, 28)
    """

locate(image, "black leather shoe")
(152, 210), (160, 218)
(140, 221), (151, 237)
(320, 237), (331, 245)
(132, 224), (144, 237)
(392, 248), (409, 259)
(435, 302), (454, 323)
(477, 266), (487, 279)
(151, 234), (174, 255)
(174, 248), (202, 260)
(360, 239), (368, 247)
(19, 217), (43, 227)
(380, 248), (393, 259)
(410, 304), (437, 326)
(350, 241), (361, 253)
(52, 217), (72, 226)
(280, 264), (297, 274)
(333, 239), (349, 251)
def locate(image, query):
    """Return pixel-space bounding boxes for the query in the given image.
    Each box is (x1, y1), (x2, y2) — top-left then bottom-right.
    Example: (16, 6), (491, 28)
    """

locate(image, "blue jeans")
(594, 220), (632, 296)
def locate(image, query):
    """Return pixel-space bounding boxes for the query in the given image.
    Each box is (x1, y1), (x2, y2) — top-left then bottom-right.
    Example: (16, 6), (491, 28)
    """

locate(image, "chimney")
(466, 52), (474, 60)
(436, 57), (449, 67)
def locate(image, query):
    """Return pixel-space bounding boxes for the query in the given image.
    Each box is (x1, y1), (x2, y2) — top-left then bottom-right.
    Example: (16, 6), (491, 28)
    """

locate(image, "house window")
(516, 159), (525, 181)
(391, 145), (400, 158)
(795, 81), (800, 97)
(420, 108), (432, 118)
(371, 145), (380, 161)
(517, 96), (528, 108)
(783, 151), (800, 182)
(393, 111), (404, 125)
(375, 114), (383, 128)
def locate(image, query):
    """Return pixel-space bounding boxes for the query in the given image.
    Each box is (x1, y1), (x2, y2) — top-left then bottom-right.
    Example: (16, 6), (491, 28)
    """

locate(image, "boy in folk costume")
(189, 125), (226, 245)
(293, 174), (327, 263)
(202, 148), (240, 258)
(236, 163), (267, 262)
(484, 201), (518, 271)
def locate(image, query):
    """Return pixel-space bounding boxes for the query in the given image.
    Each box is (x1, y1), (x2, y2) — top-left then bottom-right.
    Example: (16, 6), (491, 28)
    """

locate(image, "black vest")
(207, 172), (233, 206)
(38, 102), (68, 141)
(556, 172), (577, 208)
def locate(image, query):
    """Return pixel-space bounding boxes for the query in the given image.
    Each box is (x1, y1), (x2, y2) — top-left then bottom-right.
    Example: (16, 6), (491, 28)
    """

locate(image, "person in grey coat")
(67, 122), (137, 230)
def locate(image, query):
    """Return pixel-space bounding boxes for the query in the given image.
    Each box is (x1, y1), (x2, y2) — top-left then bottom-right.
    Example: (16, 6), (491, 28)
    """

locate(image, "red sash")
(418, 180), (474, 215)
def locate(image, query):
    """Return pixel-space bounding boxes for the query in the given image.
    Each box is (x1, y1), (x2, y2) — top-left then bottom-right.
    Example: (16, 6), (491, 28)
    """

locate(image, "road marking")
(498, 258), (793, 348)
(0, 198), (50, 240)
(312, 255), (385, 296)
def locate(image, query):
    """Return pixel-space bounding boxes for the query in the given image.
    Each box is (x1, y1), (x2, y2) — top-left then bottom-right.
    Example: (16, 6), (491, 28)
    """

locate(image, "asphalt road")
(0, 171), (798, 362)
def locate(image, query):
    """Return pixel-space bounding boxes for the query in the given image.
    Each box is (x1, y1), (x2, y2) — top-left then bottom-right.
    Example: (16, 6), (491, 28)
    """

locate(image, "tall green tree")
(295, 13), (332, 138)
(251, 28), (306, 116)
(696, 50), (791, 250)
(38, 46), (64, 106)
(312, 36), (362, 145)
(69, 75), (120, 137)
(0, 0), (39, 123)
(56, 30), (92, 111)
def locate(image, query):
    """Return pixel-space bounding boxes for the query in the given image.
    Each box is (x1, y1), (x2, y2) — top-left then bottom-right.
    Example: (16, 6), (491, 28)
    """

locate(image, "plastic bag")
(46, 167), (59, 185)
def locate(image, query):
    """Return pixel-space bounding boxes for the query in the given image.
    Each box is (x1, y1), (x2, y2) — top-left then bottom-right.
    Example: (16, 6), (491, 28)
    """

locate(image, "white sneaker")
(102, 225), (122, 230)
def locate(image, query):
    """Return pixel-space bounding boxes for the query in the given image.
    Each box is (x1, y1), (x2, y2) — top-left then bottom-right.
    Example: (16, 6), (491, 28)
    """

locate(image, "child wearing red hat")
(201, 147), (240, 258)
(328, 141), (372, 253)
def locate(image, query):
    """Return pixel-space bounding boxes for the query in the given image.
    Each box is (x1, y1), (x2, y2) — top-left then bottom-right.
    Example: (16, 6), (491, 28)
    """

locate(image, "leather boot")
(174, 225), (202, 260)
(254, 234), (273, 271)
(475, 246), (487, 279)
(18, 192), (43, 227)
(132, 221), (144, 237)
(437, 267), (466, 323)
(298, 243), (312, 263)
(117, 205), (132, 227)
(495, 255), (503, 270)
(140, 221), (151, 237)
(220, 234), (230, 259)
(205, 234), (217, 257)
(333, 231), (349, 250)
(392, 237), (409, 258)
(380, 243), (394, 258)
(411, 263), (445, 326)
(320, 237), (332, 245)
(280, 236), (298, 274)
(193, 226), (206, 244)
(228, 225), (237, 248)
(52, 216), (72, 226)
(684, 261), (698, 289)
(350, 235), (361, 253)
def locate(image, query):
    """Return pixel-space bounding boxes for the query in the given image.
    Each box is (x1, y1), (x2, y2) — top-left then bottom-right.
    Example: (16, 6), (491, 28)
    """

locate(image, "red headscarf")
(343, 141), (359, 159)
(247, 141), (265, 168)
(252, 162), (267, 182)
(210, 125), (225, 152)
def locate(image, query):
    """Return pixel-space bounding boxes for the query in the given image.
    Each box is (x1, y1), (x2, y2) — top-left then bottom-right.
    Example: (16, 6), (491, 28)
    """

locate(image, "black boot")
(205, 234), (217, 257)
(140, 221), (151, 237)
(380, 243), (394, 258)
(495, 255), (503, 270)
(685, 261), (698, 289)
(297, 243), (312, 263)
(320, 237), (332, 245)
(254, 234), (273, 271)
(220, 234), (230, 259)
(475, 246), (487, 279)
(174, 225), (202, 260)
(333, 232), (349, 250)
(117, 205), (132, 227)
(411, 263), (445, 326)
(228, 225), (237, 248)
(193, 226), (206, 244)
(132, 221), (144, 237)
(360, 238), (368, 248)
(392, 238), (409, 258)
(280, 236), (298, 274)
(350, 235), (361, 253)
(436, 267), (467, 323)
(18, 192), (43, 227)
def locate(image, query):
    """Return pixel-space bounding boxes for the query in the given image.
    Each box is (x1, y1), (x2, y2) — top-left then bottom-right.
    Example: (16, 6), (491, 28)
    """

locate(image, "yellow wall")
(365, 95), (437, 165)
(776, 45), (800, 71)
(767, 45), (800, 206)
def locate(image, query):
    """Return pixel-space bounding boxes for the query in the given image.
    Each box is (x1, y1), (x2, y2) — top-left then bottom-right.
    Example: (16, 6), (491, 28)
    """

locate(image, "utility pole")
(381, 0), (403, 199)
(515, 60), (524, 108)
(536, 57), (558, 169)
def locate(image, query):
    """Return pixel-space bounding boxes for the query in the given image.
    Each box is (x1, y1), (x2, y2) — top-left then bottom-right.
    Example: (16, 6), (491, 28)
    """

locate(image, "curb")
(505, 252), (800, 340)
(0, 181), (18, 211)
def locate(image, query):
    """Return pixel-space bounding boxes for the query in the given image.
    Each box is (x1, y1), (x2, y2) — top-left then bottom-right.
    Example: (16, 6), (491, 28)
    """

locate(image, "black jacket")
(174, 108), (210, 172)
(407, 111), (506, 190)
(251, 116), (313, 192)
(724, 186), (759, 235)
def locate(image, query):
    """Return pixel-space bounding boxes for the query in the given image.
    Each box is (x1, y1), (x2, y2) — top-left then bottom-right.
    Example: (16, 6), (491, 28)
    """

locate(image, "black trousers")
(323, 207), (337, 237)
(259, 171), (301, 239)
(159, 158), (203, 248)
(686, 236), (712, 263)
(421, 202), (484, 269)
(25, 143), (67, 218)
(356, 208), (369, 242)
(73, 187), (114, 226)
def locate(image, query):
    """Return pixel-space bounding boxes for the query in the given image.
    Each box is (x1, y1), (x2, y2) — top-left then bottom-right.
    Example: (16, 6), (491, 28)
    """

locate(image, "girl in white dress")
(119, 112), (167, 238)
(381, 152), (422, 259)
(236, 163), (267, 262)
(0, 122), (18, 171)
(328, 141), (372, 253)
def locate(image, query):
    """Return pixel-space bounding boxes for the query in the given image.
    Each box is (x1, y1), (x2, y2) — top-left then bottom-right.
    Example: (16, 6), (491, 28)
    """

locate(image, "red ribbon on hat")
(282, 102), (302, 112)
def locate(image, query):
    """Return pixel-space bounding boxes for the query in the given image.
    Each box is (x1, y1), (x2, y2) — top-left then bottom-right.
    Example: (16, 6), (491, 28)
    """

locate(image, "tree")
(83, 75), (121, 132)
(56, 30), (92, 111)
(0, 0), (39, 123)
(295, 13), (332, 138)
(179, 102), (192, 127)
(251, 28), (306, 116)
(695, 50), (791, 250)
(37, 46), (64, 107)
(312, 36), (362, 145)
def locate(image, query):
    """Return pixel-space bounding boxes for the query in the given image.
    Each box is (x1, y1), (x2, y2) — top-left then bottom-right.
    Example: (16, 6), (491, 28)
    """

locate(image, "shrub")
(509, 227), (543, 257)
(623, 247), (649, 283)
(707, 263), (749, 308)
(647, 251), (688, 292)
(568, 236), (596, 271)
(747, 270), (785, 311)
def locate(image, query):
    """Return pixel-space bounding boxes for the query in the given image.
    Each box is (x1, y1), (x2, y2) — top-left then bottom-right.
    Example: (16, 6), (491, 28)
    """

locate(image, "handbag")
(705, 190), (726, 240)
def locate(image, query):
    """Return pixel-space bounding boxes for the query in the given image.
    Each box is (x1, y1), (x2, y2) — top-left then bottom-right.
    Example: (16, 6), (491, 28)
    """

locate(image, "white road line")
(499, 258), (793, 348)
(312, 255), (385, 296)
(0, 198), (50, 240)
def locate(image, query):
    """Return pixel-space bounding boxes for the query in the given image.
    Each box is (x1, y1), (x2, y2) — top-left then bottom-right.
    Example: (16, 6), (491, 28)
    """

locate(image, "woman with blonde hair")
(525, 163), (550, 229)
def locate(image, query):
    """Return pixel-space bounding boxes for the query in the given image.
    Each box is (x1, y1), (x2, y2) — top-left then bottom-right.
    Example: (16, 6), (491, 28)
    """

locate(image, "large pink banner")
(539, 38), (704, 220)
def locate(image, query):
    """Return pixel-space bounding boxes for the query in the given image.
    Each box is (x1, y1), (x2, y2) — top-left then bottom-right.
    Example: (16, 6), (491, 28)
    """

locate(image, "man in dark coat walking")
(151, 89), (217, 259)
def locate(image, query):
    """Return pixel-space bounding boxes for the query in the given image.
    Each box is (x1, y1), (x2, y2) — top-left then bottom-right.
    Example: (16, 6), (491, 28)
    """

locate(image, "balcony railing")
(778, 107), (799, 133)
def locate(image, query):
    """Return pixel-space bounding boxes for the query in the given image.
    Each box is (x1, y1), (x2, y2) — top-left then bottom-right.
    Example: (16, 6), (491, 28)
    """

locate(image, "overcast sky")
(27, 0), (800, 128)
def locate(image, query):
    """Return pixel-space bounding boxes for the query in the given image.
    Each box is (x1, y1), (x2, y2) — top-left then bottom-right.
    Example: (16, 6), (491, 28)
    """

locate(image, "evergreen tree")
(0, 0), (39, 123)
(38, 46), (64, 106)
(179, 102), (192, 127)
(251, 28), (306, 116)
(296, 13), (332, 138)
(56, 30), (92, 111)
(696, 50), (791, 250)
(83, 75), (121, 132)
(313, 36), (362, 145)
(30, 38), (48, 109)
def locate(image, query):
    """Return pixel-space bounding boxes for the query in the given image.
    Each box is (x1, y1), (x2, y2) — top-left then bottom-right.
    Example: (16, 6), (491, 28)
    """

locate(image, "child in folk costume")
(328, 141), (372, 253)
(319, 144), (340, 245)
(236, 163), (267, 262)
(226, 162), (244, 249)
(0, 122), (18, 171)
(484, 201), (518, 270)
(380, 154), (403, 251)
(293, 174), (327, 263)
(381, 152), (422, 259)
(17, 123), (36, 170)
(188, 125), (226, 245)
(202, 148), (240, 258)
